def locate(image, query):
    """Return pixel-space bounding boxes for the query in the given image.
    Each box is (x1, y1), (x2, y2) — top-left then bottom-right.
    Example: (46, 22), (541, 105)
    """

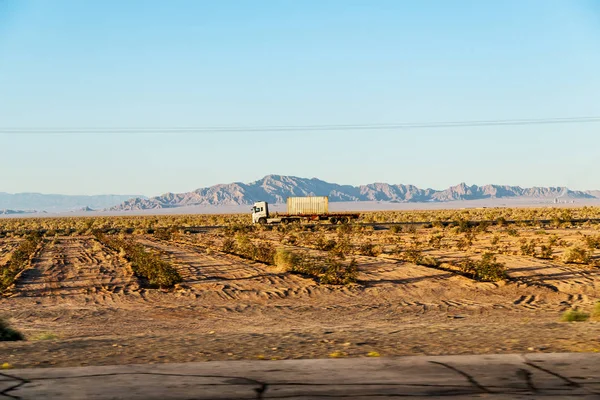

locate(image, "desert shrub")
(276, 249), (357, 285)
(221, 238), (236, 253)
(315, 237), (337, 252)
(153, 228), (174, 241)
(0, 318), (24, 341)
(358, 241), (381, 257)
(538, 244), (554, 259)
(520, 239), (537, 257)
(428, 234), (444, 249)
(390, 225), (403, 234)
(331, 237), (352, 258)
(458, 253), (507, 282)
(476, 221), (490, 233)
(455, 237), (470, 251)
(456, 219), (471, 233)
(506, 228), (519, 237)
(1, 234), (42, 292)
(584, 235), (600, 250)
(490, 235), (500, 246)
(418, 255), (440, 267)
(562, 246), (591, 265)
(274, 248), (301, 270)
(93, 232), (182, 287)
(560, 309), (590, 322)
(217, 234), (276, 264)
(402, 248), (423, 264)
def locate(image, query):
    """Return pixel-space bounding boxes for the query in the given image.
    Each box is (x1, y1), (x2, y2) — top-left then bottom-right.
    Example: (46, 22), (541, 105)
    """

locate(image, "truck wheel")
(329, 217), (338, 224)
(340, 217), (349, 224)
(282, 218), (289, 224)
(258, 217), (267, 225)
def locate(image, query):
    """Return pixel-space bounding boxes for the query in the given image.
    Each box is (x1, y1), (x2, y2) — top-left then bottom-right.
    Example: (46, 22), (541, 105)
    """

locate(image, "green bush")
(560, 309), (590, 322)
(0, 318), (24, 341)
(458, 253), (507, 282)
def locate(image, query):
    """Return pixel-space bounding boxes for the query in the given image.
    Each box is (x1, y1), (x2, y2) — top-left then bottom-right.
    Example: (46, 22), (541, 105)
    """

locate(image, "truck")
(251, 196), (360, 224)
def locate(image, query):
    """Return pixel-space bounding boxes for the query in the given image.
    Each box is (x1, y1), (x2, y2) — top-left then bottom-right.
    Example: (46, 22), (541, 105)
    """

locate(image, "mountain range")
(109, 175), (599, 211)
(0, 193), (143, 213)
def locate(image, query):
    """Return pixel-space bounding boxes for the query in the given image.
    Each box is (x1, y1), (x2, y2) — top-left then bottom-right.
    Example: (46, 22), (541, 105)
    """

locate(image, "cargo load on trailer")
(251, 196), (359, 224)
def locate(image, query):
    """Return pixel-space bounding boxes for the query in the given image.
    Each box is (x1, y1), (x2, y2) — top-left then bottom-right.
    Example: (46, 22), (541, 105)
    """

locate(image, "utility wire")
(1, 116), (600, 134)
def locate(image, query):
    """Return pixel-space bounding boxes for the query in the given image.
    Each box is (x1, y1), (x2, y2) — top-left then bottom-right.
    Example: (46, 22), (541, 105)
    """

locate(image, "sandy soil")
(1, 232), (600, 369)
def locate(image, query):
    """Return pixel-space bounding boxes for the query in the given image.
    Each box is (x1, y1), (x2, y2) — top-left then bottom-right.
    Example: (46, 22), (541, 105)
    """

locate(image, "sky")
(1, 0), (599, 196)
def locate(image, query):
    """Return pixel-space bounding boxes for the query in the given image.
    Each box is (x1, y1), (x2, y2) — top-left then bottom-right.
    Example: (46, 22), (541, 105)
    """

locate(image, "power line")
(1, 116), (600, 134)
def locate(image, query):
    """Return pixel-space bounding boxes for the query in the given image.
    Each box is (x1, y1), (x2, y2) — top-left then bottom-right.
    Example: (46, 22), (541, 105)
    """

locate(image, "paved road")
(1, 353), (599, 399)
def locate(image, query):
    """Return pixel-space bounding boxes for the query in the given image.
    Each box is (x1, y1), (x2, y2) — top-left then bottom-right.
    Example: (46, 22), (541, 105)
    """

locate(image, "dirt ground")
(1, 227), (600, 369)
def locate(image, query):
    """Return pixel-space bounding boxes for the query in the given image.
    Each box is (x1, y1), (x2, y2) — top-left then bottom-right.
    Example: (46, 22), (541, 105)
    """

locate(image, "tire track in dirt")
(11, 237), (140, 298)
(137, 237), (365, 303)
(0, 238), (22, 265)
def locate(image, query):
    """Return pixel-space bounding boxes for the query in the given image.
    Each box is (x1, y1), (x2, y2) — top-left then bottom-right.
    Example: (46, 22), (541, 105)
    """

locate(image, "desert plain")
(1, 207), (600, 368)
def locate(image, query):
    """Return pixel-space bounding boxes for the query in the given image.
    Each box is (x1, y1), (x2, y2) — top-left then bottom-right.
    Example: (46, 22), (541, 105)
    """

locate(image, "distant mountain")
(109, 175), (599, 211)
(0, 193), (144, 213)
(0, 209), (38, 215)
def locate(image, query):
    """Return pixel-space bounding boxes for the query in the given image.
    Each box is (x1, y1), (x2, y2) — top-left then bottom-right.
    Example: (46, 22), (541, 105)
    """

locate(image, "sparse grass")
(31, 332), (59, 341)
(560, 309), (590, 322)
(0, 318), (24, 341)
(591, 302), (600, 321)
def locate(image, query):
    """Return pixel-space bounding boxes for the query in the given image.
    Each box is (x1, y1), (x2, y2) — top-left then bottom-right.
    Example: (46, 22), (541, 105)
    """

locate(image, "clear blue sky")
(1, 0), (599, 196)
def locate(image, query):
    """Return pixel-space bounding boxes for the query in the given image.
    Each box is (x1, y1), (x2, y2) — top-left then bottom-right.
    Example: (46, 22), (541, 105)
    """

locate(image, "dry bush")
(228, 234), (276, 264)
(584, 235), (600, 250)
(357, 241), (381, 257)
(428, 234), (444, 249)
(274, 248), (357, 285)
(458, 253), (507, 282)
(562, 246), (591, 265)
(520, 239), (537, 257)
(538, 244), (554, 260)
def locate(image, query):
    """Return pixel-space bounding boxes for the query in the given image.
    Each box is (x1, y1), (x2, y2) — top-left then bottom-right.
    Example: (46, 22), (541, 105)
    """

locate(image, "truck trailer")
(251, 196), (360, 224)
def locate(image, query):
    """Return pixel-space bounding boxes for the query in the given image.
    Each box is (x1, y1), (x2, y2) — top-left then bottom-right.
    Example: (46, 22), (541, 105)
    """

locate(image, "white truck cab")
(251, 201), (269, 224)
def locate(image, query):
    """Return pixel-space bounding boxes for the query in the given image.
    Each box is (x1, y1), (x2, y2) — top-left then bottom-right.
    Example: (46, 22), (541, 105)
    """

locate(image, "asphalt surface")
(1, 353), (599, 399)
